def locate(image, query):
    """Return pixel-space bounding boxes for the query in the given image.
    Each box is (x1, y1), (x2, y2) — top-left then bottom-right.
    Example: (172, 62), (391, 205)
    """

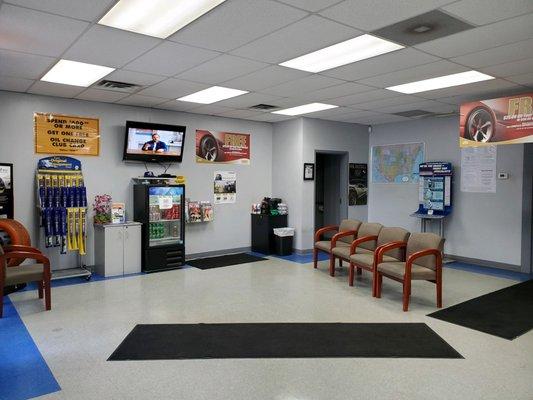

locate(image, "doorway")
(314, 151), (349, 235)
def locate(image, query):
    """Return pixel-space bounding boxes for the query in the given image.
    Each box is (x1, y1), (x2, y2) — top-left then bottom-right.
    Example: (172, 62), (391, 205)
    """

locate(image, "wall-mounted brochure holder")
(415, 162), (453, 216)
(36, 156), (91, 280)
(185, 199), (214, 223)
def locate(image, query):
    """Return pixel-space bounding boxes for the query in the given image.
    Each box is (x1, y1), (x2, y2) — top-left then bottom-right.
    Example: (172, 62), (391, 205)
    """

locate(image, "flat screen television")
(123, 120), (186, 163)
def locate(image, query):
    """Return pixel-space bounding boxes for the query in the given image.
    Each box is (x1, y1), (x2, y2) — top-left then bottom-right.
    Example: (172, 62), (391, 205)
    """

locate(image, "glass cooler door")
(148, 186), (183, 247)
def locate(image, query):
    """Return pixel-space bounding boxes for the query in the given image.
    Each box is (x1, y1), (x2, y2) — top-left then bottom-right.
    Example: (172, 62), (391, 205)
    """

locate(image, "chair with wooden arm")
(375, 233), (445, 311)
(330, 222), (382, 277)
(313, 219), (361, 272)
(0, 244), (52, 318)
(348, 227), (410, 296)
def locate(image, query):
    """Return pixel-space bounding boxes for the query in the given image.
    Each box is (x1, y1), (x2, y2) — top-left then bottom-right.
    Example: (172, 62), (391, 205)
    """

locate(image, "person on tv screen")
(142, 133), (168, 153)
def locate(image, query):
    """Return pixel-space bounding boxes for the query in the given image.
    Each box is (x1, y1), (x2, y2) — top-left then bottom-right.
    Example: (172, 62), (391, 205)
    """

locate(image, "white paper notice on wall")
(460, 145), (497, 193)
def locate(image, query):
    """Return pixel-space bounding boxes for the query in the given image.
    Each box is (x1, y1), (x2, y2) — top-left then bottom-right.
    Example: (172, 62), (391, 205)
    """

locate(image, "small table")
(410, 213), (446, 237)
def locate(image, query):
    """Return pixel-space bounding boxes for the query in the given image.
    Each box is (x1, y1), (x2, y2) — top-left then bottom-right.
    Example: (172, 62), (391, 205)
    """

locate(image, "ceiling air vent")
(95, 79), (142, 93)
(249, 104), (278, 110)
(393, 110), (436, 118)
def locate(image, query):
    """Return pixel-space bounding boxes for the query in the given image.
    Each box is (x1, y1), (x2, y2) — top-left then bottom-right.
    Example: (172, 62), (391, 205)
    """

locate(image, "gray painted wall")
(273, 117), (369, 250)
(369, 116), (525, 268)
(0, 91), (273, 268)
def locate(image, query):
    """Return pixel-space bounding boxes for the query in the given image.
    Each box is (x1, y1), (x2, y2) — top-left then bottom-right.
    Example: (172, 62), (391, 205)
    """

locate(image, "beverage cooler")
(133, 184), (185, 272)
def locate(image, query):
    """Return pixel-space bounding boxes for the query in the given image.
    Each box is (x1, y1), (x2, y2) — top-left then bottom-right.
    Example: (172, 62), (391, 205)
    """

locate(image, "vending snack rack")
(36, 156), (91, 280)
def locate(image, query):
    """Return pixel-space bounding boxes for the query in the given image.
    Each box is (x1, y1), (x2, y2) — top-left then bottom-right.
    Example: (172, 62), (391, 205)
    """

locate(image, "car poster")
(349, 163), (367, 206)
(460, 93), (533, 147)
(214, 171), (236, 204)
(196, 130), (250, 164)
(0, 163), (14, 219)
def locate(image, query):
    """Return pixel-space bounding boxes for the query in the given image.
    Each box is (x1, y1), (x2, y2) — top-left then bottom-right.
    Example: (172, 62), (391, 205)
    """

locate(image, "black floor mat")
(186, 253), (267, 270)
(428, 279), (533, 340)
(108, 323), (462, 360)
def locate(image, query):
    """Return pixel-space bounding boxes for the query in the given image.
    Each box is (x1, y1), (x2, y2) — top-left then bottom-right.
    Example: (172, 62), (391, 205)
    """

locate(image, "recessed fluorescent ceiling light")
(99, 0), (226, 39)
(41, 59), (115, 87)
(177, 86), (248, 104)
(279, 34), (404, 73)
(386, 70), (494, 94)
(272, 103), (338, 116)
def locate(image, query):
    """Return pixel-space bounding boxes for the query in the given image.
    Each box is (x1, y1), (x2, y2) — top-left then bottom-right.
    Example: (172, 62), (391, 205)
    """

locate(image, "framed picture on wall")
(303, 163), (315, 181)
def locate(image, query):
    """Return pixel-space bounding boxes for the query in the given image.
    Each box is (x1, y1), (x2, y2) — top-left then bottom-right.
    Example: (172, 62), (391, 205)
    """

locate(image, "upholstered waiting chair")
(313, 219), (361, 275)
(331, 222), (383, 277)
(375, 233), (445, 312)
(349, 227), (410, 296)
(0, 244), (52, 318)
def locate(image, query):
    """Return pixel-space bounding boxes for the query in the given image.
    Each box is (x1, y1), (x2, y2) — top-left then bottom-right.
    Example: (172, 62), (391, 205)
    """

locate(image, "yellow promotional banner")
(34, 112), (100, 156)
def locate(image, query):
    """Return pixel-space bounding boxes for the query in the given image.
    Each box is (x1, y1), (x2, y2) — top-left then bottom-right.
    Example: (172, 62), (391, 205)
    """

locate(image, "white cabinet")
(94, 222), (142, 277)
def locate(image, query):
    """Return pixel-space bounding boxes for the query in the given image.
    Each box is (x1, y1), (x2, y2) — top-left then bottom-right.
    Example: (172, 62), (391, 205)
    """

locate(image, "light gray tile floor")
(9, 257), (533, 400)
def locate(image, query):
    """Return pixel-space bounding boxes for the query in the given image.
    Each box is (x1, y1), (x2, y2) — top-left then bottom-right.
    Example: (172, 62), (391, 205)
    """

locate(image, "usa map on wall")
(371, 143), (424, 184)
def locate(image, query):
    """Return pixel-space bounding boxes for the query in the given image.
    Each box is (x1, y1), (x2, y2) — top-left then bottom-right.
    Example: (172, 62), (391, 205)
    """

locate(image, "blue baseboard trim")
(0, 297), (61, 400)
(445, 261), (532, 282)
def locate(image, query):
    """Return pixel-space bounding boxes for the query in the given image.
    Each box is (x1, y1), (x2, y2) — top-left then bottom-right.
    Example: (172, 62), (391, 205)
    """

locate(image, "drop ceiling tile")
(506, 72), (533, 86)
(364, 114), (412, 124)
(415, 13), (533, 58)
(216, 92), (283, 109)
(300, 106), (356, 118)
(124, 42), (220, 77)
(442, 0), (533, 25)
(222, 65), (310, 92)
(292, 82), (374, 101)
(75, 88), (129, 102)
(230, 15), (360, 64)
(117, 94), (167, 107)
(333, 110), (384, 123)
(480, 58), (533, 78)
(329, 89), (401, 106)
(175, 55), (267, 85)
(355, 95), (425, 111)
(168, 0), (308, 52)
(155, 100), (200, 112)
(277, 0), (342, 12)
(320, 0), (456, 31)
(250, 113), (293, 122)
(450, 39), (533, 68)
(0, 75), (34, 92)
(0, 49), (55, 79)
(379, 100), (457, 114)
(105, 70), (166, 86)
(63, 25), (161, 68)
(27, 81), (86, 98)
(6, 0), (116, 21)
(216, 109), (266, 119)
(437, 86), (529, 105)
(261, 75), (345, 97)
(357, 60), (469, 88)
(0, 4), (89, 57)
(322, 48), (440, 81)
(416, 78), (524, 99)
(137, 78), (209, 99)
(187, 104), (234, 116)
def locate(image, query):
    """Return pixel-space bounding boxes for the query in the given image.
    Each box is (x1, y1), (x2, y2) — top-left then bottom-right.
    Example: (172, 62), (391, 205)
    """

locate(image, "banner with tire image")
(459, 93), (533, 147)
(195, 130), (250, 164)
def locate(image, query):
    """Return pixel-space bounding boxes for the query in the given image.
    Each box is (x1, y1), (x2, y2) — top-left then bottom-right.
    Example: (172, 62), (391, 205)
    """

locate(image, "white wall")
(368, 116), (524, 268)
(273, 117), (369, 251)
(0, 91), (273, 267)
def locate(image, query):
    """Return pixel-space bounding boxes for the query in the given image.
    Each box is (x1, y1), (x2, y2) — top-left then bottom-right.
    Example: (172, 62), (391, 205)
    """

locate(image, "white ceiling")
(0, 0), (532, 125)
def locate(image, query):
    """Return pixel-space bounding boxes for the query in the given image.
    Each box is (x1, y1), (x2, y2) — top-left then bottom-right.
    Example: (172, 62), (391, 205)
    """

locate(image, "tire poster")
(214, 171), (236, 204)
(459, 93), (533, 147)
(0, 163), (14, 219)
(349, 163), (367, 206)
(196, 130), (250, 164)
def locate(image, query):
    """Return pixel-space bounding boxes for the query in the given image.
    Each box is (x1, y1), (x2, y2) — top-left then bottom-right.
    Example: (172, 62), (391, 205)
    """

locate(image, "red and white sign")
(195, 130), (250, 164)
(459, 93), (533, 147)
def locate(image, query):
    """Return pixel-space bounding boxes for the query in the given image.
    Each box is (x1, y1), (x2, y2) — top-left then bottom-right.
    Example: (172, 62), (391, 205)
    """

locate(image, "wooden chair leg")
(329, 255), (335, 277)
(38, 281), (43, 299)
(348, 263), (355, 286)
(313, 248), (318, 269)
(375, 273), (383, 298)
(44, 279), (51, 311)
(436, 276), (442, 308)
(403, 280), (411, 312)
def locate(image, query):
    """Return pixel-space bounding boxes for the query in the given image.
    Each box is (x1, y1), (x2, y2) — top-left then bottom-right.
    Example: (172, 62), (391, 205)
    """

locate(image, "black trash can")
(273, 227), (294, 256)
